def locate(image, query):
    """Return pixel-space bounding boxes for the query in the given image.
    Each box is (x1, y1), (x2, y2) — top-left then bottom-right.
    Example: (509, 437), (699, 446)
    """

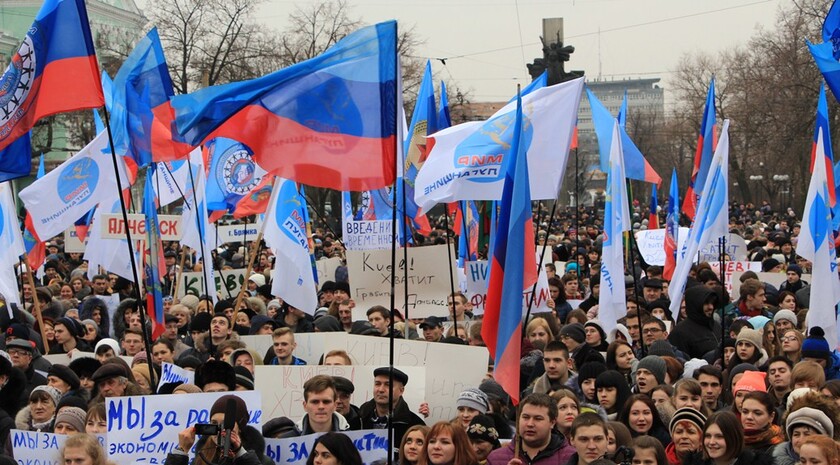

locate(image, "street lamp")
(773, 174), (790, 209)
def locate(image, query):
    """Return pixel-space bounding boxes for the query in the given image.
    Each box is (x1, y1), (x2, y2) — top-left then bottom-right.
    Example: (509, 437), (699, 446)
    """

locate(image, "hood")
(684, 285), (716, 326)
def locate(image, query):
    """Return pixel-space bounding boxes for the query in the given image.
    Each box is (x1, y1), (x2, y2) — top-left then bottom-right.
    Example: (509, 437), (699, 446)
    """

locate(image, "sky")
(255, 0), (788, 107)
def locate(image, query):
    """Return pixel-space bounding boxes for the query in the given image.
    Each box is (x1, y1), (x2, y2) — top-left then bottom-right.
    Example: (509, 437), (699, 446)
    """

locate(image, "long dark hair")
(703, 411), (743, 462)
(595, 370), (631, 414)
(618, 394), (666, 436)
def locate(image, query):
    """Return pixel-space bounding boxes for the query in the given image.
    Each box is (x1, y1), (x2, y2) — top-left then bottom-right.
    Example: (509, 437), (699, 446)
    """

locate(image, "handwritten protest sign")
(107, 391), (262, 465)
(464, 251), (552, 315)
(635, 228), (689, 266)
(240, 333), (326, 365)
(102, 213), (182, 240)
(698, 233), (747, 262)
(321, 333), (489, 424)
(709, 261), (762, 295)
(11, 430), (106, 465)
(255, 365), (425, 421)
(158, 362), (195, 391)
(176, 269), (246, 299)
(347, 244), (455, 320)
(265, 430), (388, 465)
(731, 271), (811, 298)
(316, 257), (343, 284)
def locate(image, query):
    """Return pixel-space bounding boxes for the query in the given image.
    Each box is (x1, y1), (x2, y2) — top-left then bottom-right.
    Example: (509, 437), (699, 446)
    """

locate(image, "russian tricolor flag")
(0, 0), (104, 152)
(683, 78), (717, 220)
(811, 84), (836, 207)
(481, 92), (537, 405)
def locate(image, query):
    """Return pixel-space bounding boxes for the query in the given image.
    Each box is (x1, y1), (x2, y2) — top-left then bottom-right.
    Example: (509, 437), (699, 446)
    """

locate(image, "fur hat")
(190, 312), (212, 332)
(68, 357), (101, 379)
(195, 360), (236, 391)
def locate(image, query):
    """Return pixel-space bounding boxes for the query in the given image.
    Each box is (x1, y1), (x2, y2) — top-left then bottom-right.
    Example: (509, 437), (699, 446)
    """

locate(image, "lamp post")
(773, 174), (790, 210)
(749, 175), (764, 204)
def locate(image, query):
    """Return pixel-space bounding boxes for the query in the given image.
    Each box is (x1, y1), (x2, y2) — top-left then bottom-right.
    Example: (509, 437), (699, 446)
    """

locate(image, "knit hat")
(313, 315), (342, 332)
(608, 324), (632, 345)
(649, 340), (676, 358)
(786, 407), (834, 438)
(733, 370), (767, 394)
(248, 315), (280, 335)
(190, 312), (212, 332)
(786, 264), (803, 277)
(234, 366), (255, 390)
(132, 351), (148, 367)
(179, 295), (200, 311)
(578, 362), (608, 387)
(5, 323), (29, 340)
(479, 379), (509, 404)
(56, 317), (82, 338)
(747, 316), (770, 331)
(334, 282), (351, 296)
(773, 310), (798, 327)
(30, 385), (61, 406)
(54, 406), (86, 432)
(173, 383), (203, 395)
(669, 407), (707, 434)
(247, 274), (266, 287)
(48, 364), (81, 390)
(132, 364), (152, 389)
(456, 388), (489, 414)
(95, 338), (120, 356)
(467, 415), (501, 448)
(682, 359), (709, 380)
(762, 258), (781, 272)
(560, 323), (586, 344)
(637, 356), (667, 385)
(210, 395), (249, 430)
(802, 327), (832, 361)
(735, 328), (763, 350)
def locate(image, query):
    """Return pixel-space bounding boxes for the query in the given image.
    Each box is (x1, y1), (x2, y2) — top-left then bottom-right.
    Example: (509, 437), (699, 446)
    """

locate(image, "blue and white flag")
(204, 137), (266, 213)
(669, 120), (731, 319)
(264, 178), (318, 314)
(152, 158), (191, 208)
(799, 126), (840, 347)
(598, 121), (630, 336)
(0, 182), (25, 306)
(181, 150), (218, 303)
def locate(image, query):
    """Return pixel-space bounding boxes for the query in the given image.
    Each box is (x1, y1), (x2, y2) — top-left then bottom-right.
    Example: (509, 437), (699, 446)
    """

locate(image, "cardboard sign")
(321, 333), (489, 424)
(635, 227), (689, 266)
(11, 430), (106, 465)
(265, 430), (388, 465)
(347, 244), (456, 320)
(464, 252), (552, 315)
(216, 222), (262, 245)
(698, 233), (748, 263)
(240, 333), (327, 366)
(158, 362), (195, 391)
(106, 391), (262, 465)
(255, 365), (424, 422)
(316, 257), (344, 284)
(101, 213), (182, 240)
(709, 261), (762, 294)
(63, 228), (88, 253)
(176, 269), (246, 299)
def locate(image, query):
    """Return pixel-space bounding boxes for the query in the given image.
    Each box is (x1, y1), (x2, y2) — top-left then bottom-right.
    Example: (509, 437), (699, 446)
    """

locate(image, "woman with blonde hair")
(525, 317), (553, 350)
(61, 433), (111, 465)
(399, 425), (430, 465)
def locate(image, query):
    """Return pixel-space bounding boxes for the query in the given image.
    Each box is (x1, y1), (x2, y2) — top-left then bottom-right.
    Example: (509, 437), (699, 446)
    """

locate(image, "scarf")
(743, 423), (783, 448)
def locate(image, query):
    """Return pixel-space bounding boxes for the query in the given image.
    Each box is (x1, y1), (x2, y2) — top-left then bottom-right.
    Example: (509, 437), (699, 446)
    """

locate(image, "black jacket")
(669, 286), (721, 360)
(163, 425), (271, 465)
(571, 343), (605, 370)
(0, 367), (27, 418)
(359, 396), (425, 457)
(683, 448), (773, 465)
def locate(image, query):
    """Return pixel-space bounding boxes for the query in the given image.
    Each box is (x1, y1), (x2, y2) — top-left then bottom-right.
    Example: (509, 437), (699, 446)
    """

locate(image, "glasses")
(642, 328), (662, 334)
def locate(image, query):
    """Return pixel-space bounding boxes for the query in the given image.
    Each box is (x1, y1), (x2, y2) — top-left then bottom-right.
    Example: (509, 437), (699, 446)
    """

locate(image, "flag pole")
(625, 179), (646, 357)
(171, 245), (188, 299)
(442, 207), (457, 324)
(718, 235), (726, 351)
(23, 269), (49, 353)
(524, 198), (558, 335)
(100, 105), (157, 391)
(401, 178), (410, 327)
(386, 24), (399, 465)
(231, 226), (265, 331)
(301, 191), (346, 250)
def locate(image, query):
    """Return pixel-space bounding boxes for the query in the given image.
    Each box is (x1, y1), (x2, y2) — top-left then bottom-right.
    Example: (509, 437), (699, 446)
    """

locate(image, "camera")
(611, 446), (635, 465)
(195, 423), (221, 437)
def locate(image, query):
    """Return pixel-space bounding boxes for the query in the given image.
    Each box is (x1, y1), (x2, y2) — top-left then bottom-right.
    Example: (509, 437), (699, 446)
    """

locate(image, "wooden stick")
(172, 245), (188, 300)
(231, 230), (264, 327)
(23, 267), (49, 353)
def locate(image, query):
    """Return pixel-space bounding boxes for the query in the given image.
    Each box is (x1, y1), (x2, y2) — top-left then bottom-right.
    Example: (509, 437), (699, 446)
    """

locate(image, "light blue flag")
(36, 154), (45, 179)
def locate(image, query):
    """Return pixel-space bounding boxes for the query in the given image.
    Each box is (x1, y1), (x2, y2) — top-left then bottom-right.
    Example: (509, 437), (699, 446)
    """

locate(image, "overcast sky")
(256, 0), (789, 106)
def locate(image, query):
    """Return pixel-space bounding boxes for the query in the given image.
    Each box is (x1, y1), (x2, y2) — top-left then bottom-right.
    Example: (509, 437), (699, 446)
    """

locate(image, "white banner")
(176, 269), (246, 299)
(216, 221), (262, 245)
(347, 244), (455, 320)
(157, 362), (195, 391)
(101, 213), (182, 240)
(11, 430), (106, 464)
(265, 430), (387, 465)
(464, 253), (551, 315)
(106, 391), (263, 465)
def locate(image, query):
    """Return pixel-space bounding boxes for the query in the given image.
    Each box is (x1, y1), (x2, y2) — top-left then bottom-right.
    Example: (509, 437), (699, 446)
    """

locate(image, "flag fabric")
(151, 157), (191, 208)
(181, 150), (218, 303)
(397, 61), (436, 237)
(0, 182), (26, 306)
(481, 93), (537, 406)
(663, 169), (680, 281)
(682, 78), (717, 220)
(23, 154), (46, 274)
(203, 137), (267, 213)
(171, 21), (398, 192)
(83, 198), (140, 283)
(143, 167), (166, 339)
(438, 80), (452, 128)
(0, 133), (33, 183)
(264, 177), (318, 314)
(0, 0), (103, 152)
(825, 0), (840, 47)
(232, 175), (274, 218)
(669, 120), (731, 318)
(36, 154), (45, 179)
(812, 0), (840, 102)
(799, 125), (840, 348)
(456, 200), (480, 264)
(586, 88), (661, 184)
(510, 71), (547, 103)
(598, 121), (630, 337)
(19, 132), (129, 240)
(73, 207), (95, 243)
(649, 184), (659, 229)
(415, 77), (583, 210)
(813, 84), (836, 207)
(109, 28), (191, 167)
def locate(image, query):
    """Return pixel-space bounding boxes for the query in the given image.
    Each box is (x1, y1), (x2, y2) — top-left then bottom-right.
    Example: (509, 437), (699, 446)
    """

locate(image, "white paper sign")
(347, 244), (456, 319)
(464, 252), (552, 315)
(177, 269), (246, 299)
(255, 365), (425, 422)
(634, 227), (689, 266)
(158, 362), (195, 391)
(265, 430), (388, 465)
(106, 391), (263, 465)
(11, 430), (107, 465)
(316, 257), (343, 284)
(708, 261), (762, 295)
(216, 222), (262, 245)
(63, 228), (89, 253)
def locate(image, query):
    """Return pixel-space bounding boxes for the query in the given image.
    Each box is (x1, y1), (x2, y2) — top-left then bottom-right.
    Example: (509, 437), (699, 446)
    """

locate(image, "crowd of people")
(0, 199), (838, 465)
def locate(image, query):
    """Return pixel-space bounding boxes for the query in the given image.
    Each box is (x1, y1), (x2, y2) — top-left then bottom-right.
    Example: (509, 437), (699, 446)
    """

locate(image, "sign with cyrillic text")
(101, 213), (182, 240)
(265, 430), (388, 465)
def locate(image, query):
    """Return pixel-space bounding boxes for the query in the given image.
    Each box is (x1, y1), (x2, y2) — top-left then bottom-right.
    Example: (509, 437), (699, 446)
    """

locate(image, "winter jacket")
(770, 442), (797, 465)
(682, 448), (773, 465)
(825, 351), (840, 381)
(359, 396), (425, 457)
(488, 430), (571, 465)
(0, 367), (27, 418)
(570, 343), (605, 371)
(292, 412), (350, 436)
(163, 425), (271, 465)
(669, 286), (721, 359)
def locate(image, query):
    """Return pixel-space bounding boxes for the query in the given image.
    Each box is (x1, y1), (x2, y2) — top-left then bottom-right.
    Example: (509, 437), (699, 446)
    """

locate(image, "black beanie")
(210, 395), (249, 430)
